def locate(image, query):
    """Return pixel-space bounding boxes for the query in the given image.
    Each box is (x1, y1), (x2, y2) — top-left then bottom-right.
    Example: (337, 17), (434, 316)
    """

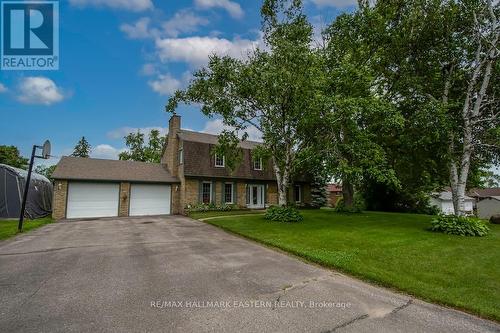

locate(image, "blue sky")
(0, 0), (354, 167)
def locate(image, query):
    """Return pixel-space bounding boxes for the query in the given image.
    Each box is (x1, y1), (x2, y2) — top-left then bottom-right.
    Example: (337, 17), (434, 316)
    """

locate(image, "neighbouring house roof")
(52, 156), (180, 183)
(326, 184), (342, 193)
(468, 188), (500, 198)
(178, 130), (262, 150)
(432, 191), (474, 202)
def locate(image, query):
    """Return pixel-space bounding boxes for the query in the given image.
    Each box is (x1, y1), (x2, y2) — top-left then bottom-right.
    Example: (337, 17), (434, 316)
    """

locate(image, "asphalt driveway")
(0, 216), (498, 333)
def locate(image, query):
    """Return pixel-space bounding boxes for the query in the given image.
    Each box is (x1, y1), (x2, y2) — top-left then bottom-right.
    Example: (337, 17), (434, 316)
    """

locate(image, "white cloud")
(195, 0), (244, 19)
(148, 74), (183, 96)
(120, 17), (158, 39)
(69, 0), (153, 11)
(310, 0), (357, 8)
(0, 83), (7, 93)
(17, 77), (65, 105)
(148, 71), (191, 96)
(91, 144), (125, 160)
(107, 126), (168, 140)
(162, 10), (209, 37)
(155, 36), (261, 67)
(202, 119), (262, 141)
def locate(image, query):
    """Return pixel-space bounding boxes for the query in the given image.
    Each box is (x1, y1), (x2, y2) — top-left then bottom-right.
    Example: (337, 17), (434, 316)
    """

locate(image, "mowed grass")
(199, 210), (500, 321)
(0, 217), (53, 241)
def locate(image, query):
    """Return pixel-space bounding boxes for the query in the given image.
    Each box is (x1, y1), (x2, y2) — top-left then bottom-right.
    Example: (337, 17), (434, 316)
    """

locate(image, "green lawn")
(0, 217), (53, 241)
(197, 210), (500, 321)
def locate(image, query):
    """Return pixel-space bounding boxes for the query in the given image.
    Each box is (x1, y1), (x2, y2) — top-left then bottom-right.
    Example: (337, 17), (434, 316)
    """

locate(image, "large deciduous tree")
(314, 9), (403, 209)
(362, 0), (499, 215)
(119, 129), (166, 163)
(0, 145), (28, 168)
(167, 0), (322, 206)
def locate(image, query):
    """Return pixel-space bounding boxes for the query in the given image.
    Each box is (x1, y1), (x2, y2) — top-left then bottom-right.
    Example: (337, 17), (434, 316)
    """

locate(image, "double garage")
(66, 183), (171, 219)
(52, 157), (179, 220)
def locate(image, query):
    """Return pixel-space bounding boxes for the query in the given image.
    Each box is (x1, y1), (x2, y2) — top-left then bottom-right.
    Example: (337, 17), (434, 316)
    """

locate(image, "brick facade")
(52, 180), (68, 220)
(119, 182), (130, 217)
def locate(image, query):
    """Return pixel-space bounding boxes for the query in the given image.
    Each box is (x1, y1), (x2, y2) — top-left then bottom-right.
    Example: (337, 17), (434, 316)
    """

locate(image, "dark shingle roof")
(52, 157), (179, 183)
(178, 130), (262, 150)
(469, 188), (500, 198)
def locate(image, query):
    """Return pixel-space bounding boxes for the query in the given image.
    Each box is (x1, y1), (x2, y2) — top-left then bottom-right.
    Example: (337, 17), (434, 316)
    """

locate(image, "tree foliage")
(168, 0), (322, 206)
(71, 137), (91, 158)
(0, 145), (28, 169)
(119, 129), (166, 163)
(35, 164), (57, 181)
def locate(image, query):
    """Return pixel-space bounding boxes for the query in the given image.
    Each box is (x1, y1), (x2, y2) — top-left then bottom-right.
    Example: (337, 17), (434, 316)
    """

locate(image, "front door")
(247, 185), (265, 209)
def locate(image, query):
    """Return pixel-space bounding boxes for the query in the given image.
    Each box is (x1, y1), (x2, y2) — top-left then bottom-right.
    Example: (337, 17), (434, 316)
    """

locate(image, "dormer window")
(215, 154), (225, 167)
(253, 158), (263, 170)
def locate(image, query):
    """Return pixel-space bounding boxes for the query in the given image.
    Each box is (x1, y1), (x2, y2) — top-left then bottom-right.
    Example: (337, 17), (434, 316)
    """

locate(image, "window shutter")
(233, 182), (237, 205)
(264, 184), (267, 207)
(198, 180), (203, 203)
(221, 182), (225, 204)
(211, 180), (216, 204)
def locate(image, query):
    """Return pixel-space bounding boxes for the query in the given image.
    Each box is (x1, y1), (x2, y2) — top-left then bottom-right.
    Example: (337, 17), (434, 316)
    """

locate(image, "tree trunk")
(342, 178), (354, 208)
(273, 156), (290, 207)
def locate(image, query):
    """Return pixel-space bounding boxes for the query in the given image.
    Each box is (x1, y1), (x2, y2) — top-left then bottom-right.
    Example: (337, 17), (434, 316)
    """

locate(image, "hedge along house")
(52, 115), (311, 219)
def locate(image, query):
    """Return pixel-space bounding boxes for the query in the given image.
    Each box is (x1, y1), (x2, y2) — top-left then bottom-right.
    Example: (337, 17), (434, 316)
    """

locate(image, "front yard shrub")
(430, 214), (490, 237)
(334, 194), (365, 213)
(264, 206), (303, 223)
(186, 203), (235, 214)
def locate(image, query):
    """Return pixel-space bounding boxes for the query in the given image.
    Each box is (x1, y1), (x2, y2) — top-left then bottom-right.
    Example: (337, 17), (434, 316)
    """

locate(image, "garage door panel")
(67, 183), (119, 219)
(130, 184), (171, 216)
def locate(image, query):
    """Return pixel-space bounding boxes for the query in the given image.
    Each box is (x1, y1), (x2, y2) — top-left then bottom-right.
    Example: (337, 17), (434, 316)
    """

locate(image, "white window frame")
(294, 185), (302, 203)
(253, 158), (263, 171)
(224, 182), (234, 204)
(202, 181), (212, 204)
(215, 154), (225, 168)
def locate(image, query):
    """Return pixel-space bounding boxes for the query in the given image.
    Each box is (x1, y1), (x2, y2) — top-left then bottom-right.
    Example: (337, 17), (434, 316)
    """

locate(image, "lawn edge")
(0, 218), (54, 243)
(198, 216), (500, 323)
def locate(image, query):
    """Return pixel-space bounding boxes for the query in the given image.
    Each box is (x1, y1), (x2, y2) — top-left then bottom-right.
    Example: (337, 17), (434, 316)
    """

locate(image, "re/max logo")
(1, 1), (59, 70)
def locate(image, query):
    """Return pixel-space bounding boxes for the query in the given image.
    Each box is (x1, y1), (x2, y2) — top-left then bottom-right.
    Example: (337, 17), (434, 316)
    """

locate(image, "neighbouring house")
(326, 184), (342, 207)
(52, 115), (311, 219)
(468, 188), (500, 219)
(429, 191), (475, 215)
(476, 196), (500, 219)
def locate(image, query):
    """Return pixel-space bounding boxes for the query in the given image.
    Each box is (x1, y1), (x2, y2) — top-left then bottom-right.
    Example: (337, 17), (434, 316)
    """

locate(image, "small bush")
(430, 214), (490, 237)
(264, 206), (303, 223)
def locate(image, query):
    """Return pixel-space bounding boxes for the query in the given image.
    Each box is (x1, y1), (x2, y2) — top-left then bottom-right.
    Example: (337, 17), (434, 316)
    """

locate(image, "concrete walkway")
(0, 216), (498, 332)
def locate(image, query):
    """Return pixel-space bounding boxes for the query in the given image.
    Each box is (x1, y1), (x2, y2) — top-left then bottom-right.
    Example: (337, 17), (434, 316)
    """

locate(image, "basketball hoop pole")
(18, 145), (39, 232)
(18, 141), (50, 232)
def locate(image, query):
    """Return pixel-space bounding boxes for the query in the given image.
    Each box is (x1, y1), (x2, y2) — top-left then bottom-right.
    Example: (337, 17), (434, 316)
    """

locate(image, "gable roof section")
(469, 188), (500, 198)
(53, 156), (179, 183)
(432, 191), (474, 201)
(178, 130), (262, 150)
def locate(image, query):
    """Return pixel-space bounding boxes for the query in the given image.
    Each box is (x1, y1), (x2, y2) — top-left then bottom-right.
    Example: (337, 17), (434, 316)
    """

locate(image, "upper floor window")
(215, 154), (225, 167)
(253, 158), (263, 170)
(178, 149), (183, 165)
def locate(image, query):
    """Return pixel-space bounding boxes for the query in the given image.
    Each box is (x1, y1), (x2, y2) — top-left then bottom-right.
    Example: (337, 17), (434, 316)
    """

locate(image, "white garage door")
(67, 182), (119, 219)
(129, 184), (171, 216)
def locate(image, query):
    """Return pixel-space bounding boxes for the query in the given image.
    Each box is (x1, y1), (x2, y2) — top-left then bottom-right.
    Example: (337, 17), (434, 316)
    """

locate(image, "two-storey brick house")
(51, 115), (311, 219)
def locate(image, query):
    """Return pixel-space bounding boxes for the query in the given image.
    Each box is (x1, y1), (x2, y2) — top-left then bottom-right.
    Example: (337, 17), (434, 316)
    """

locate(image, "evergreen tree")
(72, 137), (91, 158)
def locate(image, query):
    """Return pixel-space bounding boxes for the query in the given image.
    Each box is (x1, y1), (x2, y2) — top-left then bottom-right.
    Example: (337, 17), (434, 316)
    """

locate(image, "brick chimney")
(163, 114), (181, 176)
